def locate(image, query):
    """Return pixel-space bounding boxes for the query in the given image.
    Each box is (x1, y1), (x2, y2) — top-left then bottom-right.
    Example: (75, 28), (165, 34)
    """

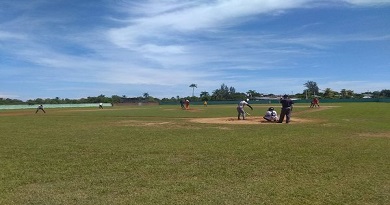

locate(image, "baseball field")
(0, 102), (389, 204)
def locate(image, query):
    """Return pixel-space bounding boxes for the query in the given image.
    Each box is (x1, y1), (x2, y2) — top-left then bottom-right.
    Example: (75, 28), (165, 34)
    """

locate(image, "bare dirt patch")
(113, 119), (205, 130)
(186, 108), (204, 112)
(189, 117), (312, 125)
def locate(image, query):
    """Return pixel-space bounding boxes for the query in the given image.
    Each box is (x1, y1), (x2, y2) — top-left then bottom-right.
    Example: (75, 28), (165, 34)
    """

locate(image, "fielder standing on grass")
(310, 97), (320, 108)
(278, 94), (294, 123)
(35, 104), (46, 114)
(237, 99), (253, 120)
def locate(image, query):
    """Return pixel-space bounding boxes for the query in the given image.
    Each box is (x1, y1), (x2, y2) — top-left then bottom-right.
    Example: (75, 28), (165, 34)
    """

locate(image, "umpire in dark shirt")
(278, 94), (294, 123)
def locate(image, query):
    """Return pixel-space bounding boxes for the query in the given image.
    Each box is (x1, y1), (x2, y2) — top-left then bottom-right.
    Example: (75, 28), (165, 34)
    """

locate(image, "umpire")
(278, 94), (294, 123)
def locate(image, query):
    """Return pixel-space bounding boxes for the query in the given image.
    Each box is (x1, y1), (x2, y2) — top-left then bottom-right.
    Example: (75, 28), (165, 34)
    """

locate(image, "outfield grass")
(0, 103), (389, 204)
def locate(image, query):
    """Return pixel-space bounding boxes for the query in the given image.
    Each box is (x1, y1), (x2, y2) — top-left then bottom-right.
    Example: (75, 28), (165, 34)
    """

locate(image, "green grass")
(0, 103), (389, 204)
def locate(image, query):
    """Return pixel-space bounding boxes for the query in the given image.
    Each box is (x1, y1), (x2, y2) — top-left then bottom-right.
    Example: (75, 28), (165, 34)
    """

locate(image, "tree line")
(302, 81), (390, 99)
(1, 81), (389, 105)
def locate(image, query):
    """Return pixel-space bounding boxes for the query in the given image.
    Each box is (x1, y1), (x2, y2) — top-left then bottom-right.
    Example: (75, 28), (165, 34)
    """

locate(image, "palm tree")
(189, 84), (197, 97)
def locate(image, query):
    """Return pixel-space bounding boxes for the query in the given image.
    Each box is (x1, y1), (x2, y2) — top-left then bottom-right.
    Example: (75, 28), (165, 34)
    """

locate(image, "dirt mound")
(190, 117), (311, 124)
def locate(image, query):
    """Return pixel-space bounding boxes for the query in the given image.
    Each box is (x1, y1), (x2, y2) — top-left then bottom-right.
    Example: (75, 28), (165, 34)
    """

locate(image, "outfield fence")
(1, 99), (389, 109)
(159, 98), (390, 105)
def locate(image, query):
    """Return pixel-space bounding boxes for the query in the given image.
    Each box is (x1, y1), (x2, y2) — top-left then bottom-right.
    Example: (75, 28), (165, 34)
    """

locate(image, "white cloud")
(140, 44), (186, 54)
(0, 31), (26, 40)
(107, 0), (309, 49)
(2, 0), (390, 100)
(344, 0), (390, 6)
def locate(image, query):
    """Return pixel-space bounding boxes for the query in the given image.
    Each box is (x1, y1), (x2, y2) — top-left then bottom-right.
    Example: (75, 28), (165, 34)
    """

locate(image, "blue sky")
(1, 0), (389, 100)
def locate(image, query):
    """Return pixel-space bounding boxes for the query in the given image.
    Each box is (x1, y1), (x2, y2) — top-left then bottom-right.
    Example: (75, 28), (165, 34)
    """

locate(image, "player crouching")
(263, 107), (278, 122)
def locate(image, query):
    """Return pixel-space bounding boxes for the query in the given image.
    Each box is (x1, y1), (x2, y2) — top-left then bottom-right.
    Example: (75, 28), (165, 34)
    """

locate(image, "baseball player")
(263, 107), (279, 122)
(237, 99), (253, 120)
(185, 99), (190, 110)
(310, 97), (320, 108)
(35, 104), (46, 114)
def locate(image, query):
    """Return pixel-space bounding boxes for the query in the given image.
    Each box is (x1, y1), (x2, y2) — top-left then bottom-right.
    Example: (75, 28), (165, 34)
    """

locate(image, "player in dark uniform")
(278, 94), (294, 123)
(179, 99), (185, 109)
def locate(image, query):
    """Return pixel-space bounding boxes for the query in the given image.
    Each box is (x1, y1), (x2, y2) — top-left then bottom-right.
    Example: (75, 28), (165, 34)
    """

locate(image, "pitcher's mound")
(190, 117), (310, 124)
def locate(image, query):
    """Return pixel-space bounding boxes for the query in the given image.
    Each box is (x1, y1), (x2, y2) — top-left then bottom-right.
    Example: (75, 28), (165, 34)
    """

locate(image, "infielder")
(35, 104), (46, 114)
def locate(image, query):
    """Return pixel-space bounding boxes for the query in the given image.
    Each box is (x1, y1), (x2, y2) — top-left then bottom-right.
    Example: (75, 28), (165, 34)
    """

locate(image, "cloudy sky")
(1, 0), (389, 100)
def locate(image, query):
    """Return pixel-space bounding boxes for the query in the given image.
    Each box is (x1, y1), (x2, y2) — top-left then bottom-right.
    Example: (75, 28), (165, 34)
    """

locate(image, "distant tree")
(0, 98), (24, 105)
(340, 89), (347, 98)
(212, 83), (229, 100)
(35, 98), (44, 104)
(52, 97), (61, 104)
(143, 93), (156, 102)
(229, 86), (236, 96)
(246, 90), (261, 98)
(354, 93), (364, 99)
(323, 88), (336, 99)
(189, 84), (197, 97)
(372, 91), (381, 98)
(231, 92), (247, 100)
(211, 83), (245, 100)
(97, 94), (109, 103)
(380, 89), (390, 97)
(200, 91), (210, 101)
(340, 89), (354, 99)
(346, 90), (354, 98)
(188, 96), (200, 102)
(304, 81), (320, 96)
(111, 95), (122, 103)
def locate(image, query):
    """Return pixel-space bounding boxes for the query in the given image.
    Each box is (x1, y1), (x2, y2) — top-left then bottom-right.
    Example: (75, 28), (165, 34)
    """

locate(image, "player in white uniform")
(263, 107), (279, 122)
(35, 104), (46, 113)
(236, 99), (253, 120)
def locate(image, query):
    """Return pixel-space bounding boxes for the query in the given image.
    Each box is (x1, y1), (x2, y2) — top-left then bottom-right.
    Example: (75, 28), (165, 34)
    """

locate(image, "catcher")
(263, 107), (279, 122)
